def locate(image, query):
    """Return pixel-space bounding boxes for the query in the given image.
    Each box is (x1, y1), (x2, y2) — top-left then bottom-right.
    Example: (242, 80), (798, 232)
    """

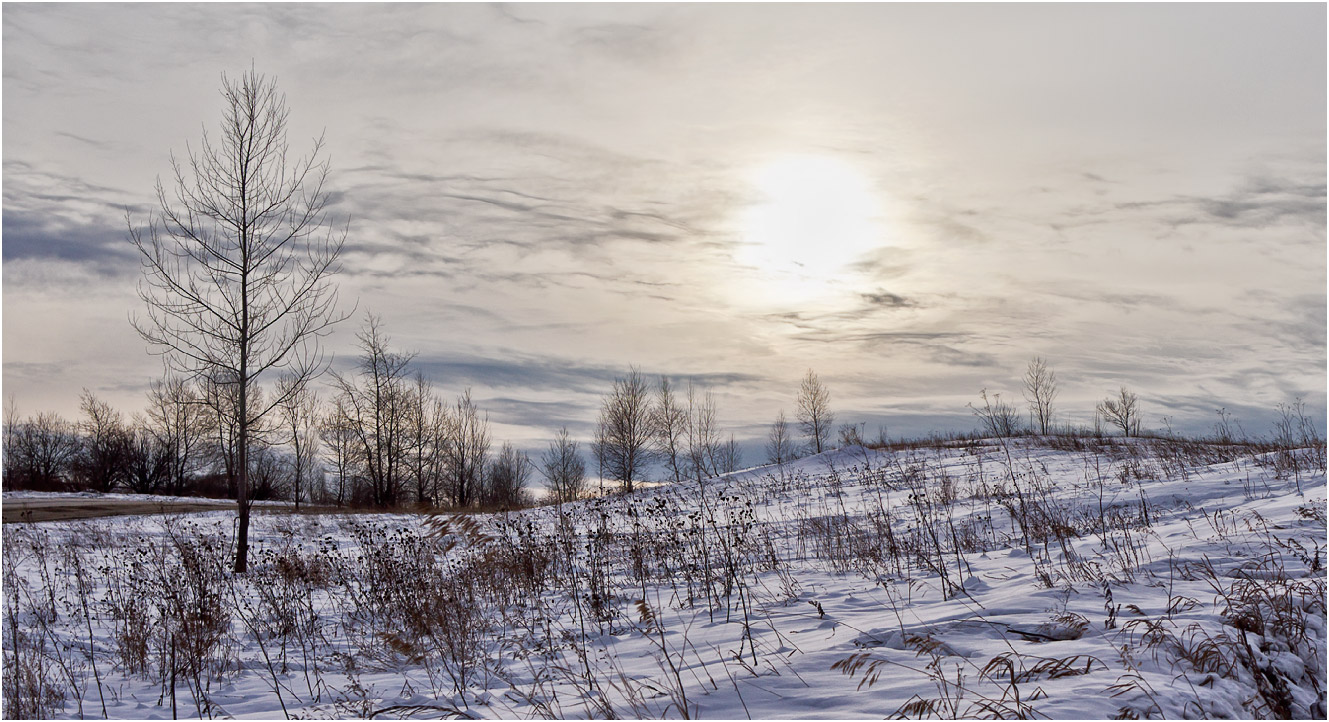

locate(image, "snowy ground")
(3, 437), (1325, 719)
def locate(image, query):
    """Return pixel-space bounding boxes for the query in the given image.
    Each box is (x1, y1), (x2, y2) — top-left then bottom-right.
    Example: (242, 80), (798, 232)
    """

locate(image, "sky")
(3, 2), (1326, 461)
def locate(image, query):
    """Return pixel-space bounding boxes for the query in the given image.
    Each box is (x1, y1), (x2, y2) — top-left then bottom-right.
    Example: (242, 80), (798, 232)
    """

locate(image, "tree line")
(1, 344), (772, 508)
(0, 317), (521, 509)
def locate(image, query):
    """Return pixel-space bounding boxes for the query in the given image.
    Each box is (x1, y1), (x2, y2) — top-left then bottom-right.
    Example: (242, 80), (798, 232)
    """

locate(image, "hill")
(3, 436), (1324, 718)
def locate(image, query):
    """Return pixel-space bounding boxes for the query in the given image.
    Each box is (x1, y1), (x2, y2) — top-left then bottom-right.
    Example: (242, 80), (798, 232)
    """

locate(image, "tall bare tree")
(129, 69), (347, 572)
(597, 367), (655, 492)
(1097, 387), (1142, 437)
(403, 373), (452, 507)
(718, 434), (744, 474)
(3, 396), (19, 485)
(1022, 357), (1059, 435)
(796, 369), (834, 455)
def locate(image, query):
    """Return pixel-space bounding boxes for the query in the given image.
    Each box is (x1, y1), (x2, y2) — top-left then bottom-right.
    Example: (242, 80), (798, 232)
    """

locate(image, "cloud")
(396, 352), (763, 397)
(482, 397), (598, 434)
(859, 290), (915, 309)
(1, 210), (137, 277)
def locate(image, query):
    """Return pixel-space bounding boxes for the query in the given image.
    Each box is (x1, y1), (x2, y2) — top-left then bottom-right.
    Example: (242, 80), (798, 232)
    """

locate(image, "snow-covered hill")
(3, 437), (1324, 719)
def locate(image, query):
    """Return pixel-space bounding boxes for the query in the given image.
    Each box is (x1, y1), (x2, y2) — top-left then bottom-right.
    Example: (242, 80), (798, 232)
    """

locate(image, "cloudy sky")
(4, 2), (1325, 456)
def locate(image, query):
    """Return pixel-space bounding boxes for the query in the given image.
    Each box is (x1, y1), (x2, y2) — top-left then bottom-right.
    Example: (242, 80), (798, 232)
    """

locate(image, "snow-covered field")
(3, 437), (1325, 719)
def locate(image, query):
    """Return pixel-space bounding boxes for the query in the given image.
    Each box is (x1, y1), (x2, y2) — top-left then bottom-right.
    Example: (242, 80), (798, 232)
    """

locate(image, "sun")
(735, 154), (884, 299)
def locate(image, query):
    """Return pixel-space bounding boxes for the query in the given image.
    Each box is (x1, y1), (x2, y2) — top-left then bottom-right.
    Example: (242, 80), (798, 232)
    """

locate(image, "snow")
(2, 438), (1324, 719)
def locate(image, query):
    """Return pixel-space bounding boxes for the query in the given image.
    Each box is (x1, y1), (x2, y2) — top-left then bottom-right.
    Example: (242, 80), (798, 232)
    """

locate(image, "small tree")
(653, 376), (688, 483)
(970, 389), (1021, 438)
(275, 374), (321, 510)
(129, 69), (348, 571)
(765, 410), (796, 466)
(838, 423), (865, 448)
(484, 442), (531, 508)
(597, 367), (655, 492)
(1097, 387), (1141, 437)
(685, 383), (723, 481)
(1022, 357), (1058, 435)
(797, 369), (834, 454)
(542, 426), (586, 504)
(718, 434), (743, 474)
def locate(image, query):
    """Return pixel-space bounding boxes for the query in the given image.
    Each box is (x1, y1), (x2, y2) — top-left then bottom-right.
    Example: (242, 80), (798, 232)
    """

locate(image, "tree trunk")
(235, 381), (250, 573)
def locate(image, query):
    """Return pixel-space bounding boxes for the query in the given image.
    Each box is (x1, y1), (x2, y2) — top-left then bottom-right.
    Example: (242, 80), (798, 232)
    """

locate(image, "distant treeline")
(3, 349), (1322, 508)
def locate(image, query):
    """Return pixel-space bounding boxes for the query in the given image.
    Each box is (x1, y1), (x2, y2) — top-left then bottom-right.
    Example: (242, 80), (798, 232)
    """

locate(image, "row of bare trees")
(977, 357), (1322, 445)
(3, 379), (278, 499)
(321, 316), (524, 509)
(1, 317), (537, 511)
(594, 368), (746, 492)
(972, 358), (1147, 439)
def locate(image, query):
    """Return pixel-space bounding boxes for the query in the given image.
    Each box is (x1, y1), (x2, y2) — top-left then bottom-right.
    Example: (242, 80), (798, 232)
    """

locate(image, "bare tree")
(593, 422), (608, 497)
(144, 375), (209, 495)
(401, 373), (453, 507)
(3, 396), (18, 485)
(483, 442), (531, 508)
(685, 383), (723, 481)
(765, 410), (796, 466)
(1022, 357), (1059, 435)
(247, 442), (285, 501)
(6, 411), (80, 490)
(718, 434), (744, 474)
(542, 426), (586, 503)
(1097, 387), (1141, 437)
(318, 399), (357, 506)
(332, 316), (414, 508)
(838, 423), (865, 448)
(124, 416), (173, 494)
(445, 389), (491, 508)
(970, 389), (1021, 438)
(275, 374), (321, 510)
(129, 69), (348, 572)
(653, 376), (688, 483)
(796, 369), (834, 455)
(597, 367), (655, 492)
(75, 390), (131, 493)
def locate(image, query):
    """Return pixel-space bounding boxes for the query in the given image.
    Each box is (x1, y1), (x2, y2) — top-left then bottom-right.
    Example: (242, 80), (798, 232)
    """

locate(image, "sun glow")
(735, 155), (884, 301)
